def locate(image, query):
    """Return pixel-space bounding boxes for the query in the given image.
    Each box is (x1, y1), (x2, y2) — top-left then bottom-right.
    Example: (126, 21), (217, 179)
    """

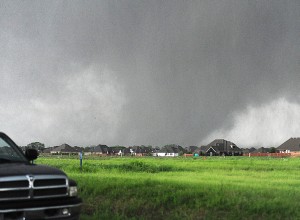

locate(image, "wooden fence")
(243, 153), (291, 157)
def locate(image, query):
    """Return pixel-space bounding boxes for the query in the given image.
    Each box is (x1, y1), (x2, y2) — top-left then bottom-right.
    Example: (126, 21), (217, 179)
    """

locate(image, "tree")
(26, 142), (45, 151)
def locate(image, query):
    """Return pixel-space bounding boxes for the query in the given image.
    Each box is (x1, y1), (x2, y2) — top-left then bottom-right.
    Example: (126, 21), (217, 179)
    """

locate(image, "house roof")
(159, 145), (181, 153)
(277, 138), (300, 151)
(92, 145), (109, 153)
(206, 139), (237, 148)
(51, 144), (80, 153)
(200, 139), (241, 153)
(129, 146), (152, 154)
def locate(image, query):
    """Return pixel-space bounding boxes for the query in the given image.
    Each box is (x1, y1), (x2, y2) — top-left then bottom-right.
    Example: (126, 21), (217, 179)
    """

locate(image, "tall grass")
(37, 156), (300, 219)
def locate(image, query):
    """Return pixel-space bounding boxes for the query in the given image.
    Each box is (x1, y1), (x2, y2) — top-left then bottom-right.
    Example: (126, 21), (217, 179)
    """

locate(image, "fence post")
(79, 152), (83, 170)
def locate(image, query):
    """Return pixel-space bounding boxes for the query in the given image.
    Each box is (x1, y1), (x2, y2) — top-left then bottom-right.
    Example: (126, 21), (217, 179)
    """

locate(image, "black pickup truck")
(0, 132), (82, 220)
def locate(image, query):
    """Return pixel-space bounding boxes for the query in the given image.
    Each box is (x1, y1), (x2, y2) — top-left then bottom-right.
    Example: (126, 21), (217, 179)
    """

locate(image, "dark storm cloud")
(0, 1), (299, 147)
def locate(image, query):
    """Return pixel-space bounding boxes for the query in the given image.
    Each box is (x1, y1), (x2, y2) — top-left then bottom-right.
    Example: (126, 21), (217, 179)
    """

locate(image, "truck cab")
(0, 132), (82, 220)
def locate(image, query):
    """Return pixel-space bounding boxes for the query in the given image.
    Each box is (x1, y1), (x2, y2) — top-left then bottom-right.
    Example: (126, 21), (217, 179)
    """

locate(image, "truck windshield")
(0, 137), (27, 163)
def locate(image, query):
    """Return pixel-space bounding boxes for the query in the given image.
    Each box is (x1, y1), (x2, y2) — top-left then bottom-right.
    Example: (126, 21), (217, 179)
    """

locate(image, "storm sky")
(0, 1), (299, 147)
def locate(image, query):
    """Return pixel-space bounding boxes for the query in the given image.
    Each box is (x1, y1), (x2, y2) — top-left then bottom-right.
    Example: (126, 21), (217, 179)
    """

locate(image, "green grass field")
(36, 156), (300, 220)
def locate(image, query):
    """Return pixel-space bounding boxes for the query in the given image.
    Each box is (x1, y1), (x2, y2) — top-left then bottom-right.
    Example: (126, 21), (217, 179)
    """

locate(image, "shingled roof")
(51, 144), (80, 153)
(206, 139), (239, 152)
(159, 146), (178, 153)
(277, 138), (300, 152)
(92, 144), (109, 153)
(197, 139), (241, 155)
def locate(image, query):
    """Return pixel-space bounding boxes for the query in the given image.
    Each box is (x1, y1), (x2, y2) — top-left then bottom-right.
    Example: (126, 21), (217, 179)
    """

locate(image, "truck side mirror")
(25, 149), (39, 161)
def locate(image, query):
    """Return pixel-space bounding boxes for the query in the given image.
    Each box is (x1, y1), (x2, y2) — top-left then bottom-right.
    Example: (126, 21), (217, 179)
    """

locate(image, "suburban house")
(277, 138), (300, 153)
(117, 148), (131, 156)
(198, 139), (242, 156)
(50, 144), (81, 155)
(129, 146), (153, 156)
(154, 145), (183, 157)
(90, 144), (110, 155)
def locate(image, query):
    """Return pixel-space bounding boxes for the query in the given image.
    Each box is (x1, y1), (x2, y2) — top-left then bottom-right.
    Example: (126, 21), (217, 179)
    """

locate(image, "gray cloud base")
(0, 1), (299, 147)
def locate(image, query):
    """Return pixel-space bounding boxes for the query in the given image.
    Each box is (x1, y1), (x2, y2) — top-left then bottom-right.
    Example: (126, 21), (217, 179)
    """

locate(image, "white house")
(154, 145), (180, 157)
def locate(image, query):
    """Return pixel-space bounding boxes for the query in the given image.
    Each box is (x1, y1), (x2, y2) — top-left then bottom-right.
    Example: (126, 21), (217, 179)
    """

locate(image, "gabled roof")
(92, 144), (109, 153)
(277, 138), (300, 151)
(51, 144), (79, 152)
(206, 146), (217, 152)
(207, 145), (222, 153)
(159, 145), (180, 153)
(206, 139), (237, 148)
(130, 146), (152, 154)
(204, 139), (240, 152)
